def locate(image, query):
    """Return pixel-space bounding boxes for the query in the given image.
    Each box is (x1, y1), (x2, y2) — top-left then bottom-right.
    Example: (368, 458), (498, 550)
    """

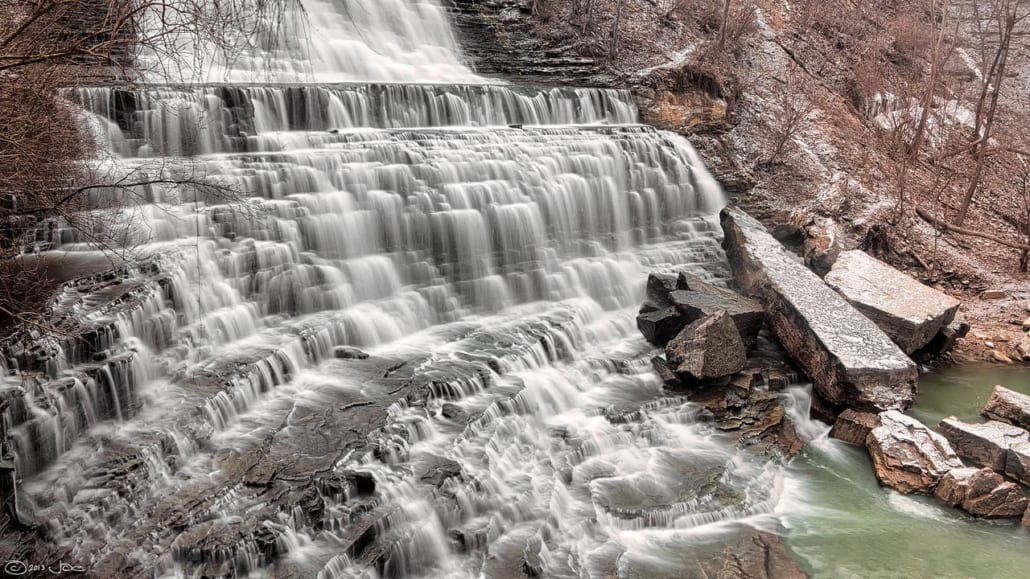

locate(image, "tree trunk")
(957, 6), (1018, 226)
(609, 0), (624, 61)
(719, 0), (732, 49)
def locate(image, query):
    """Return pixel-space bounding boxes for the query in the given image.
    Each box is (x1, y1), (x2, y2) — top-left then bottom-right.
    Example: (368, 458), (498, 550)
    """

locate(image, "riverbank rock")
(830, 409), (880, 446)
(866, 411), (963, 494)
(665, 311), (746, 382)
(669, 272), (765, 347)
(824, 250), (960, 354)
(720, 207), (918, 413)
(937, 418), (1029, 471)
(914, 316), (970, 361)
(982, 385), (1030, 430)
(1005, 441), (1030, 486)
(934, 467), (1029, 519)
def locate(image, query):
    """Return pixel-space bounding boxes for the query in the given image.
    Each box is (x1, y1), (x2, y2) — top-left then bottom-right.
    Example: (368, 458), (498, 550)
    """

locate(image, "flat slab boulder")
(982, 385), (1030, 430)
(721, 207), (917, 412)
(937, 417), (1029, 471)
(866, 411), (963, 494)
(830, 409), (881, 446)
(824, 250), (960, 353)
(669, 273), (765, 346)
(935, 467), (1028, 519)
(665, 310), (746, 382)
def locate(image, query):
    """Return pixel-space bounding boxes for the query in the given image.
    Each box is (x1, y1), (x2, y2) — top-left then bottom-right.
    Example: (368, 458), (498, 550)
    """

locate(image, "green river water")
(782, 366), (1030, 578)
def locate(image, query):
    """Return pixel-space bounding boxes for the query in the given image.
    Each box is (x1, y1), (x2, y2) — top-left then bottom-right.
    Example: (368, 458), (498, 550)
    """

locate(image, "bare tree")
(0, 0), (288, 330)
(955, 0), (1030, 226)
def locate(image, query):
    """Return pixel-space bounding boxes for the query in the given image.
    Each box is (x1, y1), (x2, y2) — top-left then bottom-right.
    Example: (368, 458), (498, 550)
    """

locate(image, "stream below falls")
(0, 1), (1027, 577)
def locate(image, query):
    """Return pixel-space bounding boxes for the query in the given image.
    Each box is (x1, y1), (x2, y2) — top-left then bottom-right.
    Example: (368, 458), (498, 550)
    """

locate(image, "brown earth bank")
(454, 0), (1030, 366)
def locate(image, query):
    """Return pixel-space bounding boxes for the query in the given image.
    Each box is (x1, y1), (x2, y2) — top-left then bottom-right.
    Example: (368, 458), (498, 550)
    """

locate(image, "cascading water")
(0, 1), (823, 577)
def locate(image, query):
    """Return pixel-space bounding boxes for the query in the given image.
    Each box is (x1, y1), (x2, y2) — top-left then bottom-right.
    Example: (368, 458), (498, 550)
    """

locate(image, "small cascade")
(0, 1), (828, 577)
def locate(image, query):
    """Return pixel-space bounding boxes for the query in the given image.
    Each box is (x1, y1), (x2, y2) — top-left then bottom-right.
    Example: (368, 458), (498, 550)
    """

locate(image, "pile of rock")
(638, 271), (764, 387)
(831, 385), (1030, 525)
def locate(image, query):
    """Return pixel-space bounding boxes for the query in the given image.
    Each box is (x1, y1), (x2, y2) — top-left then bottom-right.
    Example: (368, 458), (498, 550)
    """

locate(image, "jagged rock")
(1005, 441), (1030, 486)
(937, 417), (1029, 471)
(982, 385), (1030, 430)
(1024, 503), (1030, 527)
(720, 207), (918, 412)
(668, 273), (765, 347)
(650, 356), (683, 389)
(830, 409), (880, 446)
(636, 307), (689, 346)
(800, 216), (841, 276)
(665, 311), (746, 381)
(935, 467), (1028, 518)
(333, 346), (370, 360)
(824, 250), (960, 354)
(866, 411), (963, 494)
(644, 272), (679, 308)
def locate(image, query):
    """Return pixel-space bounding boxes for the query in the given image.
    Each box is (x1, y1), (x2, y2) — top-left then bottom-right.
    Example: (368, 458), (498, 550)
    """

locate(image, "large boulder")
(937, 417), (1029, 471)
(866, 411), (963, 494)
(669, 273), (765, 347)
(935, 467), (1029, 519)
(983, 385), (1030, 429)
(636, 307), (689, 346)
(720, 207), (918, 412)
(824, 250), (960, 354)
(830, 409), (881, 446)
(665, 310), (747, 382)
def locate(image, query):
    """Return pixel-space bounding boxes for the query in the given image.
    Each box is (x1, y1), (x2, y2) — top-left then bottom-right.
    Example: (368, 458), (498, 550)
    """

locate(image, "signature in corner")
(3, 560), (85, 576)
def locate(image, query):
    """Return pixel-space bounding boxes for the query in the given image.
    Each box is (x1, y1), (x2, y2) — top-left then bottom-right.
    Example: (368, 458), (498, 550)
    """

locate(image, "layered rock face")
(720, 207), (918, 413)
(824, 250), (960, 354)
(829, 409), (880, 446)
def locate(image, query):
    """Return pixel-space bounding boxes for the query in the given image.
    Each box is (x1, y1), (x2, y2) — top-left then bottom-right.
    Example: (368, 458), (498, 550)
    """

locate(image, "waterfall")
(0, 2), (819, 578)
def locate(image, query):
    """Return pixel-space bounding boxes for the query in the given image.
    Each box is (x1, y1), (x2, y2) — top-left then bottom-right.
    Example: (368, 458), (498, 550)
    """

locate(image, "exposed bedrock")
(824, 250), (961, 354)
(720, 207), (917, 413)
(866, 411), (963, 494)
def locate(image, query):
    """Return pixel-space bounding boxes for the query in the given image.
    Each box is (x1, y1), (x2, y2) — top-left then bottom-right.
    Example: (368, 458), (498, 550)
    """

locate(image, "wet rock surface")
(982, 384), (1030, 430)
(937, 418), (1029, 471)
(721, 207), (918, 413)
(935, 467), (1029, 519)
(830, 409), (881, 446)
(670, 272), (765, 347)
(866, 411), (963, 494)
(666, 311), (747, 382)
(824, 250), (960, 354)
